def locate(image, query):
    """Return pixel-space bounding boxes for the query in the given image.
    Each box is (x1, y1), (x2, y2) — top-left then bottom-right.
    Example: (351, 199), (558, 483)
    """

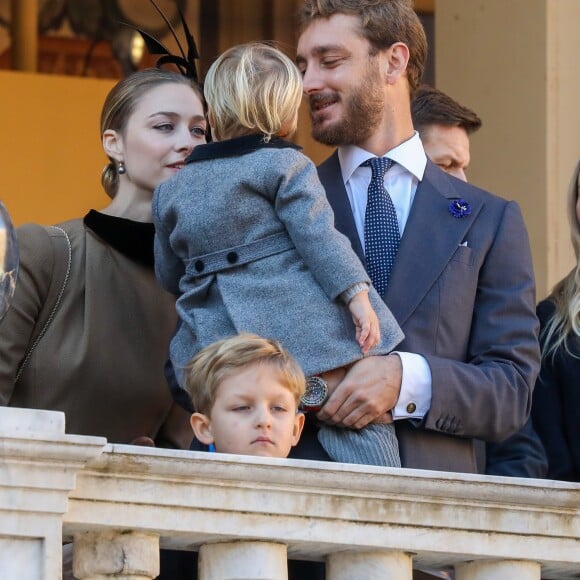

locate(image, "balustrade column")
(327, 550), (413, 579)
(73, 531), (159, 580)
(455, 559), (541, 580)
(198, 541), (288, 580)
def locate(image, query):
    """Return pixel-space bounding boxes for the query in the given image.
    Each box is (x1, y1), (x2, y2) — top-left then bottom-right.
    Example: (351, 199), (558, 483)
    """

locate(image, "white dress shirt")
(338, 133), (432, 420)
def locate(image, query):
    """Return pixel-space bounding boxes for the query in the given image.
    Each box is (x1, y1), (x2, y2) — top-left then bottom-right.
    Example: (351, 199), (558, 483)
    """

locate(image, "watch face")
(300, 376), (328, 412)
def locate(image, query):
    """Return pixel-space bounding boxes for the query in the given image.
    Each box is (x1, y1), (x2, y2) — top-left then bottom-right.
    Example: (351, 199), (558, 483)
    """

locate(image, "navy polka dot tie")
(363, 157), (399, 297)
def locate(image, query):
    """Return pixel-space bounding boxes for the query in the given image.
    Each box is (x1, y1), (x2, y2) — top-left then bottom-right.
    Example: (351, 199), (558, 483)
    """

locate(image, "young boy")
(184, 333), (305, 458)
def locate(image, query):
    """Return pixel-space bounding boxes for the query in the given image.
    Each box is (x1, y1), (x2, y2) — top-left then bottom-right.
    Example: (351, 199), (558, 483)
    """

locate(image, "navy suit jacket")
(291, 153), (540, 473)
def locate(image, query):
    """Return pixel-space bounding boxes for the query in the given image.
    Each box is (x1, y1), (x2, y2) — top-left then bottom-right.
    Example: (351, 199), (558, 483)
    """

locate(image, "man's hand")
(317, 354), (402, 429)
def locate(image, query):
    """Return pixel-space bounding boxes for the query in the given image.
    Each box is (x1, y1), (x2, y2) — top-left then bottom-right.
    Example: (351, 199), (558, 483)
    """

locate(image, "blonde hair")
(100, 68), (204, 198)
(204, 42), (303, 142)
(541, 159), (580, 360)
(183, 333), (306, 415)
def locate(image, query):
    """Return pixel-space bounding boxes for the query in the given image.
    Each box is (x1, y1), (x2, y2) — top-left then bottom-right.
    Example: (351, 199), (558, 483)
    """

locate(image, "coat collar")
(186, 134), (301, 163)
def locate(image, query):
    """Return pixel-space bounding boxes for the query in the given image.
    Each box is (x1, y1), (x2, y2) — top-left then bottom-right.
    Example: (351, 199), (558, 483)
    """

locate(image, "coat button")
(406, 402), (417, 414)
(226, 251), (238, 264)
(195, 260), (204, 272)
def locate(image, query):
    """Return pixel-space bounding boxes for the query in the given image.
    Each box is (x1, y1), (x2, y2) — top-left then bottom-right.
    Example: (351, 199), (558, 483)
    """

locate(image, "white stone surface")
(73, 531), (159, 579)
(0, 405), (64, 434)
(327, 550), (412, 579)
(199, 541), (287, 580)
(63, 446), (580, 577)
(0, 407), (106, 579)
(0, 537), (42, 580)
(1, 407), (579, 579)
(455, 559), (541, 580)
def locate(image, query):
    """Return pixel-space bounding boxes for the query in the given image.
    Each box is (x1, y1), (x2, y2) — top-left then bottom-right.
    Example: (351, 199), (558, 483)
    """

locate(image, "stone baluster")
(198, 541), (288, 580)
(0, 407), (105, 580)
(73, 531), (160, 580)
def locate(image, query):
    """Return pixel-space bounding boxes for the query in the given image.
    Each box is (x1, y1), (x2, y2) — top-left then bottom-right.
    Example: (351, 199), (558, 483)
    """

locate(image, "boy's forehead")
(216, 361), (299, 400)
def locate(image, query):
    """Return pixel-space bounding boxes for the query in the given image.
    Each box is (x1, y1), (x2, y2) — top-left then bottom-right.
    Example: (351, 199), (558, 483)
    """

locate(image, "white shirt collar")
(338, 131), (427, 184)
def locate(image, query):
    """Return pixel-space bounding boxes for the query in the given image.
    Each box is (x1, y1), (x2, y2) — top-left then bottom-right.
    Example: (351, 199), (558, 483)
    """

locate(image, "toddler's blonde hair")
(204, 42), (303, 142)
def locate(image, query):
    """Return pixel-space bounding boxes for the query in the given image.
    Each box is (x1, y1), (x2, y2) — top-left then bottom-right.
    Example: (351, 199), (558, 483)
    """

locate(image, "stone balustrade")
(1, 407), (579, 579)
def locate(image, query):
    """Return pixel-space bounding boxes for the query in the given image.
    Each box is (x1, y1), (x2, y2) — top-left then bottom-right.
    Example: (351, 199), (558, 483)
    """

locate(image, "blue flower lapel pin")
(448, 198), (471, 219)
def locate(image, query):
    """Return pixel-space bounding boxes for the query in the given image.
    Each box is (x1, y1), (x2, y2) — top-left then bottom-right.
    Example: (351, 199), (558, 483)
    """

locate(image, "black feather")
(124, 0), (200, 80)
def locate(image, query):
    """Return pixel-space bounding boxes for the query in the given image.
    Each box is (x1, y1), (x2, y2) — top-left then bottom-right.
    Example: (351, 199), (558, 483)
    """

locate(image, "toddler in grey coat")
(153, 42), (404, 467)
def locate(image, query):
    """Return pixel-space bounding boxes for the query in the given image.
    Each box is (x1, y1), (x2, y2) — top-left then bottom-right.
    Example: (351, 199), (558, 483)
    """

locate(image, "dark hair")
(100, 68), (204, 198)
(411, 85), (482, 135)
(298, 0), (427, 94)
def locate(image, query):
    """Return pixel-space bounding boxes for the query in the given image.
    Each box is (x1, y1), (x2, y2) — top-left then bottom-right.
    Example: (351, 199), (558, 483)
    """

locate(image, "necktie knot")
(362, 157), (394, 180)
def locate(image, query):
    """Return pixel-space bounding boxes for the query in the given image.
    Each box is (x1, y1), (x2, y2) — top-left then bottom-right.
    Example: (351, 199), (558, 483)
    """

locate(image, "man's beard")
(309, 65), (385, 146)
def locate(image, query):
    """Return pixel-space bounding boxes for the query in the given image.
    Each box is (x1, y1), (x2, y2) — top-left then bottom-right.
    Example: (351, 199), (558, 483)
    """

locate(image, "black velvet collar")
(84, 210), (154, 268)
(185, 134), (301, 163)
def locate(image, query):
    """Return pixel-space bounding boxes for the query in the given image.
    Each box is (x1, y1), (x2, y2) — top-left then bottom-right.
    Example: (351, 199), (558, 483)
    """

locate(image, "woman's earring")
(117, 161), (126, 175)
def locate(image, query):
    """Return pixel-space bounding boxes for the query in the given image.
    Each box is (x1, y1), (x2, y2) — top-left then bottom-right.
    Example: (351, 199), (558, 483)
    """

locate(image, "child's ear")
(190, 412), (215, 445)
(291, 412), (306, 446)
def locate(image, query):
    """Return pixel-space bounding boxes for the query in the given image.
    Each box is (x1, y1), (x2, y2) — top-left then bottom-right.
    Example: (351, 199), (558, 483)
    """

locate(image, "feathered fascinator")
(129, 0), (200, 81)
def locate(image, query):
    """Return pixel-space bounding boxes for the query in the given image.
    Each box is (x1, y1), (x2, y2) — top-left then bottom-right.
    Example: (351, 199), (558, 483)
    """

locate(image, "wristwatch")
(300, 376), (329, 412)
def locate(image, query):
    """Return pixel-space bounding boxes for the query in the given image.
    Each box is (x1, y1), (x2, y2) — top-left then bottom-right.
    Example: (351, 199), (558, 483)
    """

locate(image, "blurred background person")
(411, 84), (481, 182)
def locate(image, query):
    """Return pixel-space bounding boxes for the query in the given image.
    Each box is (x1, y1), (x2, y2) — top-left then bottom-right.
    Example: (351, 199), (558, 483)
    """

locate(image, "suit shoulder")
(426, 162), (514, 208)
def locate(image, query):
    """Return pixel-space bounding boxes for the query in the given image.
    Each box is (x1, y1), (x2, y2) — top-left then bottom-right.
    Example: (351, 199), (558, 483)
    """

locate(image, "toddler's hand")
(349, 291), (380, 353)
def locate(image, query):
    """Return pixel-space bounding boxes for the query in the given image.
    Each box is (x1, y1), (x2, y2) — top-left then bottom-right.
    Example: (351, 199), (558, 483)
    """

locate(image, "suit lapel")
(319, 155), (483, 327)
(385, 161), (483, 325)
(318, 151), (366, 264)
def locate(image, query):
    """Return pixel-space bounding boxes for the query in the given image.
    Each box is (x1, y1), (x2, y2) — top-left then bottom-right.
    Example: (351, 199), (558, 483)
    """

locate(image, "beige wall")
(436, 0), (580, 299)
(0, 70), (115, 226)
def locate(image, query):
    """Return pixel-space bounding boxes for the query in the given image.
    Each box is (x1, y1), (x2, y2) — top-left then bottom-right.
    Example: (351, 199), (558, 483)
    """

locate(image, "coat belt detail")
(187, 232), (295, 276)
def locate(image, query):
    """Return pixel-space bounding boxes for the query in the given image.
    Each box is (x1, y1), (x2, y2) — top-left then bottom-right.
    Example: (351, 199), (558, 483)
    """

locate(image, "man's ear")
(291, 412), (306, 446)
(102, 129), (123, 162)
(190, 412), (215, 445)
(385, 42), (410, 85)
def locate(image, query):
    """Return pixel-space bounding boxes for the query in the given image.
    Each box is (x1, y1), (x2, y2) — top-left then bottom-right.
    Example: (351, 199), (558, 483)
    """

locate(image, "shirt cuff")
(391, 352), (432, 420)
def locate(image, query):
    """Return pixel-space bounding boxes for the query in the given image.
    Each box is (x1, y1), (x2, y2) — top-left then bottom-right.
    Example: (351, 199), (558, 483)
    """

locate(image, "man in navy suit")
(411, 84), (547, 478)
(292, 0), (541, 474)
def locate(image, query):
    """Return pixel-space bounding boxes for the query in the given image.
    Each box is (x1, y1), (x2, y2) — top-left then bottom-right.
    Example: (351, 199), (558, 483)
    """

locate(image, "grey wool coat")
(153, 135), (403, 380)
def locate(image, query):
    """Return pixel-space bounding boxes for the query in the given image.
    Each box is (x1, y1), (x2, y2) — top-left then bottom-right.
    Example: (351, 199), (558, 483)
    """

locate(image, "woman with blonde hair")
(532, 160), (580, 482)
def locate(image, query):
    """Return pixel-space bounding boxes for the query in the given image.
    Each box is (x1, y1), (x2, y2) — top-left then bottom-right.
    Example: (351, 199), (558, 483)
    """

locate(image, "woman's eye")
(154, 123), (174, 132)
(191, 127), (206, 137)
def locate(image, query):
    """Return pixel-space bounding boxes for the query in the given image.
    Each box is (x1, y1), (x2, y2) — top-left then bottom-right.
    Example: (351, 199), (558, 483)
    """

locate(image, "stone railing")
(1, 407), (579, 580)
